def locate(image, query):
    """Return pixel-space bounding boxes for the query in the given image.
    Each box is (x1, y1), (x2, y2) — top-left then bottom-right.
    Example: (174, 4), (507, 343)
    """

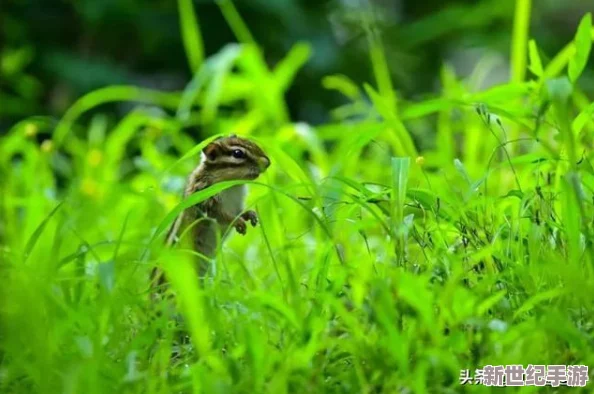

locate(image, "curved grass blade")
(53, 86), (182, 147)
(23, 202), (63, 262)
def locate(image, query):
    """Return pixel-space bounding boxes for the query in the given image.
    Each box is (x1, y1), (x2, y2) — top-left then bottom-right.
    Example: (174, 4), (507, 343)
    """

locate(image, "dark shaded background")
(1, 0), (592, 132)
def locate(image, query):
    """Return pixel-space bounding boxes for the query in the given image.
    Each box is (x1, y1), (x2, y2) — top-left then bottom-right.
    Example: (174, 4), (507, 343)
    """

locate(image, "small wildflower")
(415, 156), (425, 166)
(40, 140), (53, 153)
(87, 149), (103, 167)
(24, 123), (38, 138)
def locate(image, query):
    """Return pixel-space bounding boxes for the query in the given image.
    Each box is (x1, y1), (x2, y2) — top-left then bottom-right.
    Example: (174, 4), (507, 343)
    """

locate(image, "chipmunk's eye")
(231, 149), (245, 159)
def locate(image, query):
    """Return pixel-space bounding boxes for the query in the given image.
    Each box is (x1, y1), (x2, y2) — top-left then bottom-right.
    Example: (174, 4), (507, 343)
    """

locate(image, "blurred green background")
(2, 0), (592, 130)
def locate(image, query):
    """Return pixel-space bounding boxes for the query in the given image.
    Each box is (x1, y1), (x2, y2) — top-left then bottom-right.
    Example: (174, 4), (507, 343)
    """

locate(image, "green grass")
(1, 3), (594, 393)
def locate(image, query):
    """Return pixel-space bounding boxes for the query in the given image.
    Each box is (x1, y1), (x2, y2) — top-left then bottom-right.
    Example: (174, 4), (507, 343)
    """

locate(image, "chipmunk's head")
(201, 134), (271, 181)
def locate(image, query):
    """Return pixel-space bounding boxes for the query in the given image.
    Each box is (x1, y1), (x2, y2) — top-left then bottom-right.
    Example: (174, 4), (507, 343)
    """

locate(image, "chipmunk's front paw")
(234, 218), (247, 235)
(241, 210), (258, 227)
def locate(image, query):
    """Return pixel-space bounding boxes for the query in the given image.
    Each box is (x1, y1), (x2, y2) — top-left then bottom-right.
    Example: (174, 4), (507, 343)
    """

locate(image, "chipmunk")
(150, 134), (270, 292)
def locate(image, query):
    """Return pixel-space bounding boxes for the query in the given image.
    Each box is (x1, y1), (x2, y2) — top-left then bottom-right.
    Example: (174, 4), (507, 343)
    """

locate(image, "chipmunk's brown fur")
(150, 135), (270, 294)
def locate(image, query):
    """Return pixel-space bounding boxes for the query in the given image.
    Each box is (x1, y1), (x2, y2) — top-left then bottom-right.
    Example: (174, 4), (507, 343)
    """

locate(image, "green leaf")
(513, 288), (565, 320)
(528, 39), (544, 77)
(453, 158), (472, 186)
(401, 98), (454, 120)
(471, 82), (531, 102)
(568, 13), (592, 83)
(273, 42), (311, 91)
(510, 0), (531, 83)
(364, 22), (396, 110)
(161, 249), (213, 360)
(391, 157), (410, 229)
(572, 102), (594, 136)
(217, 0), (255, 44)
(363, 84), (418, 157)
(178, 0), (204, 72)
(202, 44), (243, 122)
(322, 74), (361, 100)
(176, 62), (211, 122)
(562, 172), (584, 264)
(501, 189), (524, 200)
(364, 83), (394, 119)
(24, 202), (63, 262)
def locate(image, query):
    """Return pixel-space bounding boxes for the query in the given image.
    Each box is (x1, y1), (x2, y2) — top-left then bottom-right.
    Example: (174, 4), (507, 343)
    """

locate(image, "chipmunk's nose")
(258, 156), (270, 170)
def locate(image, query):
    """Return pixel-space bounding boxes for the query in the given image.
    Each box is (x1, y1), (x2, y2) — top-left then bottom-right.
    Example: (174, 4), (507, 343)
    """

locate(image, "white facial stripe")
(217, 156), (245, 165)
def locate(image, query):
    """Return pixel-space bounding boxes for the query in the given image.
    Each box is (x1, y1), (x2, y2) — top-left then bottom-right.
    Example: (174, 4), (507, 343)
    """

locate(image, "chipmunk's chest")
(219, 184), (246, 216)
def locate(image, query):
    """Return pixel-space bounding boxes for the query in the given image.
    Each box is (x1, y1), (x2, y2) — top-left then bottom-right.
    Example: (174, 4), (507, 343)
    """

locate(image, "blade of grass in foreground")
(568, 13), (592, 83)
(391, 157), (410, 264)
(23, 202), (63, 262)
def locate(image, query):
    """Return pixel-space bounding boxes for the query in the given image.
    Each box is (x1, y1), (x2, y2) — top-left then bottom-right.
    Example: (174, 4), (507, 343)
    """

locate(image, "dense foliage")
(1, 1), (594, 393)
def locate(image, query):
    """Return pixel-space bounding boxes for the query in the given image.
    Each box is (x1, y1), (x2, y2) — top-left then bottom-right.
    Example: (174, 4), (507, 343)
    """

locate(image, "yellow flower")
(24, 123), (38, 138)
(415, 156), (425, 166)
(40, 140), (53, 153)
(87, 149), (103, 167)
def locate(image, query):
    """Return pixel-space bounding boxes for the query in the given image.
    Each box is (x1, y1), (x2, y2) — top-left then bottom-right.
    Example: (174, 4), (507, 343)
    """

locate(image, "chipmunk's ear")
(202, 143), (220, 161)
